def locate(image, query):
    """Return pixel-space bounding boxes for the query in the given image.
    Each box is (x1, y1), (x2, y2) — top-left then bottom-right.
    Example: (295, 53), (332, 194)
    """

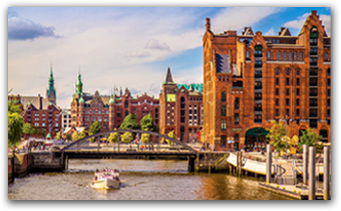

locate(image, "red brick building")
(8, 66), (62, 138)
(159, 68), (203, 143)
(203, 11), (330, 151)
(70, 72), (159, 131)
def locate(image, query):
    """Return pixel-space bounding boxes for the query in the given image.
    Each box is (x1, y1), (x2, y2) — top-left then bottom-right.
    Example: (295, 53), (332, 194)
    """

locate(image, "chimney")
(38, 94), (42, 110)
(206, 18), (211, 31)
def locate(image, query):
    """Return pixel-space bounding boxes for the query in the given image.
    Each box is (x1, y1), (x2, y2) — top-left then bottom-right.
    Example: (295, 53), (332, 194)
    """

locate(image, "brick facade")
(71, 73), (159, 131)
(203, 11), (331, 151)
(159, 68), (203, 143)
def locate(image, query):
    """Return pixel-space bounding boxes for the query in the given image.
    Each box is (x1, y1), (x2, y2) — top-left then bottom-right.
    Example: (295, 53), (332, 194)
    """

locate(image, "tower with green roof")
(46, 64), (57, 104)
(76, 69), (83, 96)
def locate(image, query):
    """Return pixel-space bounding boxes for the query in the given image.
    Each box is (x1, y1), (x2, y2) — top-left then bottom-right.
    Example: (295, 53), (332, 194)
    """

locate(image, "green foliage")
(22, 122), (33, 136)
(89, 121), (101, 142)
(120, 114), (138, 130)
(72, 132), (78, 142)
(121, 132), (133, 143)
(55, 131), (61, 140)
(166, 130), (175, 146)
(78, 129), (86, 140)
(8, 102), (24, 147)
(298, 128), (322, 152)
(266, 120), (287, 153)
(140, 114), (154, 131)
(107, 131), (118, 143)
(141, 133), (150, 143)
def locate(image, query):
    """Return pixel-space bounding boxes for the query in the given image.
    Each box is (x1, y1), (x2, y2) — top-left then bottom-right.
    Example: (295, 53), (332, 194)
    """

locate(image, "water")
(8, 159), (294, 200)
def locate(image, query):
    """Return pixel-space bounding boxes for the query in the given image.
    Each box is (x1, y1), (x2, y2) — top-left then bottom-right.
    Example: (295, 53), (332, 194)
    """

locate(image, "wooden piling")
(308, 146), (316, 200)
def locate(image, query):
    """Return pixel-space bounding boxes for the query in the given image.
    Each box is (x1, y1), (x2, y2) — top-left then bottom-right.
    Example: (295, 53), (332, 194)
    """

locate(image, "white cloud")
(264, 27), (275, 36)
(284, 13), (331, 36)
(211, 7), (282, 33)
(283, 13), (309, 29)
(145, 39), (171, 51)
(125, 50), (151, 59)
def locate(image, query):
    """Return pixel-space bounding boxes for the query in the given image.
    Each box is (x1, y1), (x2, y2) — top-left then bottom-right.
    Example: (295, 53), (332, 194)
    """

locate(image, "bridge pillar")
(188, 156), (195, 172)
(118, 132), (120, 152)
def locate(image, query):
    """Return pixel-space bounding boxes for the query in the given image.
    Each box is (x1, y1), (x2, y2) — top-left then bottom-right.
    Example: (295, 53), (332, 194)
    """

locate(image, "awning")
(245, 127), (269, 136)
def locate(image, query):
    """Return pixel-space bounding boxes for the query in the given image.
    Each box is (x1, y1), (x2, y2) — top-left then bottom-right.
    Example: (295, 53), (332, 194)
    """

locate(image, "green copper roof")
(46, 133), (51, 138)
(47, 65), (56, 97)
(109, 93), (115, 103)
(177, 83), (203, 92)
(76, 71), (83, 95)
(79, 94), (85, 103)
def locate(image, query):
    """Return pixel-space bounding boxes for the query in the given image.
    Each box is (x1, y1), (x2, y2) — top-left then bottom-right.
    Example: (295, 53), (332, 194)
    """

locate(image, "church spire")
(165, 67), (174, 84)
(47, 63), (56, 104)
(76, 66), (83, 95)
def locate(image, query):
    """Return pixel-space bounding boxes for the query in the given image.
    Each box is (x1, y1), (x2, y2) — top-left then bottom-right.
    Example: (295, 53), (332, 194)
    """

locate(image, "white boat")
(91, 170), (120, 189)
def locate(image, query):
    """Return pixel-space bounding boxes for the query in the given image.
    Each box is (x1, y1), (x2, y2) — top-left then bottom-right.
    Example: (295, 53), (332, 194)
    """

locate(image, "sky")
(7, 7), (331, 109)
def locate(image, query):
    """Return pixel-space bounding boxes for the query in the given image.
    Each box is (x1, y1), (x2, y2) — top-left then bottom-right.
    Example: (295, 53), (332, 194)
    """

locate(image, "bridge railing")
(61, 129), (196, 153)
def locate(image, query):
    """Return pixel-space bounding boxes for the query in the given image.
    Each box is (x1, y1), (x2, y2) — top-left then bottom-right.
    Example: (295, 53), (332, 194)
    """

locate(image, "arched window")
(297, 68), (300, 76)
(124, 100), (129, 108)
(221, 92), (226, 102)
(125, 110), (129, 117)
(275, 67), (279, 75)
(299, 52), (302, 61)
(289, 52), (292, 60)
(325, 52), (328, 61)
(246, 50), (249, 59)
(278, 51), (281, 60)
(294, 51), (297, 61)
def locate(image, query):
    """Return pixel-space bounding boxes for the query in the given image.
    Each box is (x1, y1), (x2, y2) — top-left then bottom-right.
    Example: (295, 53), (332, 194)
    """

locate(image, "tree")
(120, 114), (138, 130)
(166, 130), (175, 146)
(107, 130), (118, 143)
(121, 132), (133, 143)
(141, 132), (150, 143)
(140, 114), (154, 131)
(55, 131), (61, 140)
(78, 129), (86, 140)
(298, 128), (322, 152)
(22, 122), (33, 138)
(72, 131), (78, 142)
(8, 102), (24, 147)
(89, 121), (101, 142)
(266, 120), (287, 153)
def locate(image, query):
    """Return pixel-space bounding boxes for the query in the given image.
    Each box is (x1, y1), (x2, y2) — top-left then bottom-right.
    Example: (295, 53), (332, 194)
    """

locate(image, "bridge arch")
(61, 129), (196, 152)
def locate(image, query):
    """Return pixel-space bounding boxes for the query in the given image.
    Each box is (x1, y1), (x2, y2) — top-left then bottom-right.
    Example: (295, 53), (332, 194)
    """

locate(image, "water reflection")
(8, 159), (294, 200)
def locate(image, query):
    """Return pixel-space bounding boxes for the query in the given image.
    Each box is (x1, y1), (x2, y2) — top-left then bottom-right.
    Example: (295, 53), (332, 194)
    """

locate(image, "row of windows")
(33, 123), (59, 127)
(274, 108), (331, 117)
(218, 75), (230, 82)
(246, 50), (303, 61)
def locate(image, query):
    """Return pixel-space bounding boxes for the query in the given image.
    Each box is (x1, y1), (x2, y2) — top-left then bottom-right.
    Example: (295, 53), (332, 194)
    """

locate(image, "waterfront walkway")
(259, 182), (324, 200)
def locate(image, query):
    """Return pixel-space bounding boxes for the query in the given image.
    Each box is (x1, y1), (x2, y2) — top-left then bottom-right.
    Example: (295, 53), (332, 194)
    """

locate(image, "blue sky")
(8, 7), (331, 108)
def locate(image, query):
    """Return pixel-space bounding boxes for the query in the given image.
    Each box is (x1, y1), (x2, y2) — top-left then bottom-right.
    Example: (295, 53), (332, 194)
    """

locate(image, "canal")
(8, 159), (294, 200)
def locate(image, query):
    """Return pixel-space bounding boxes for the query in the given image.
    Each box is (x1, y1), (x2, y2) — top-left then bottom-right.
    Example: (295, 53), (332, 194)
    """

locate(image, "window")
(221, 92), (226, 102)
(276, 68), (279, 75)
(299, 52), (302, 61)
(98, 116), (102, 122)
(297, 78), (300, 85)
(235, 98), (240, 109)
(220, 135), (227, 147)
(55, 123), (58, 127)
(286, 88), (289, 96)
(297, 68), (300, 76)
(297, 88), (300, 96)
(286, 78), (289, 85)
(276, 98), (279, 106)
(289, 52), (292, 60)
(124, 100), (129, 108)
(221, 105), (226, 116)
(325, 52), (328, 61)
(297, 99), (300, 106)
(222, 76), (225, 82)
(246, 50), (249, 59)
(286, 68), (290, 75)
(221, 120), (227, 130)
(278, 51), (281, 60)
(226, 76), (229, 82)
(92, 116), (96, 122)
(276, 88), (279, 95)
(42, 123), (45, 127)
(286, 98), (289, 106)
(219, 76), (221, 81)
(297, 109), (300, 116)
(276, 109), (279, 116)
(234, 113), (240, 125)
(294, 51), (297, 61)
(268, 51), (271, 60)
(283, 51), (287, 60)
(276, 78), (279, 85)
